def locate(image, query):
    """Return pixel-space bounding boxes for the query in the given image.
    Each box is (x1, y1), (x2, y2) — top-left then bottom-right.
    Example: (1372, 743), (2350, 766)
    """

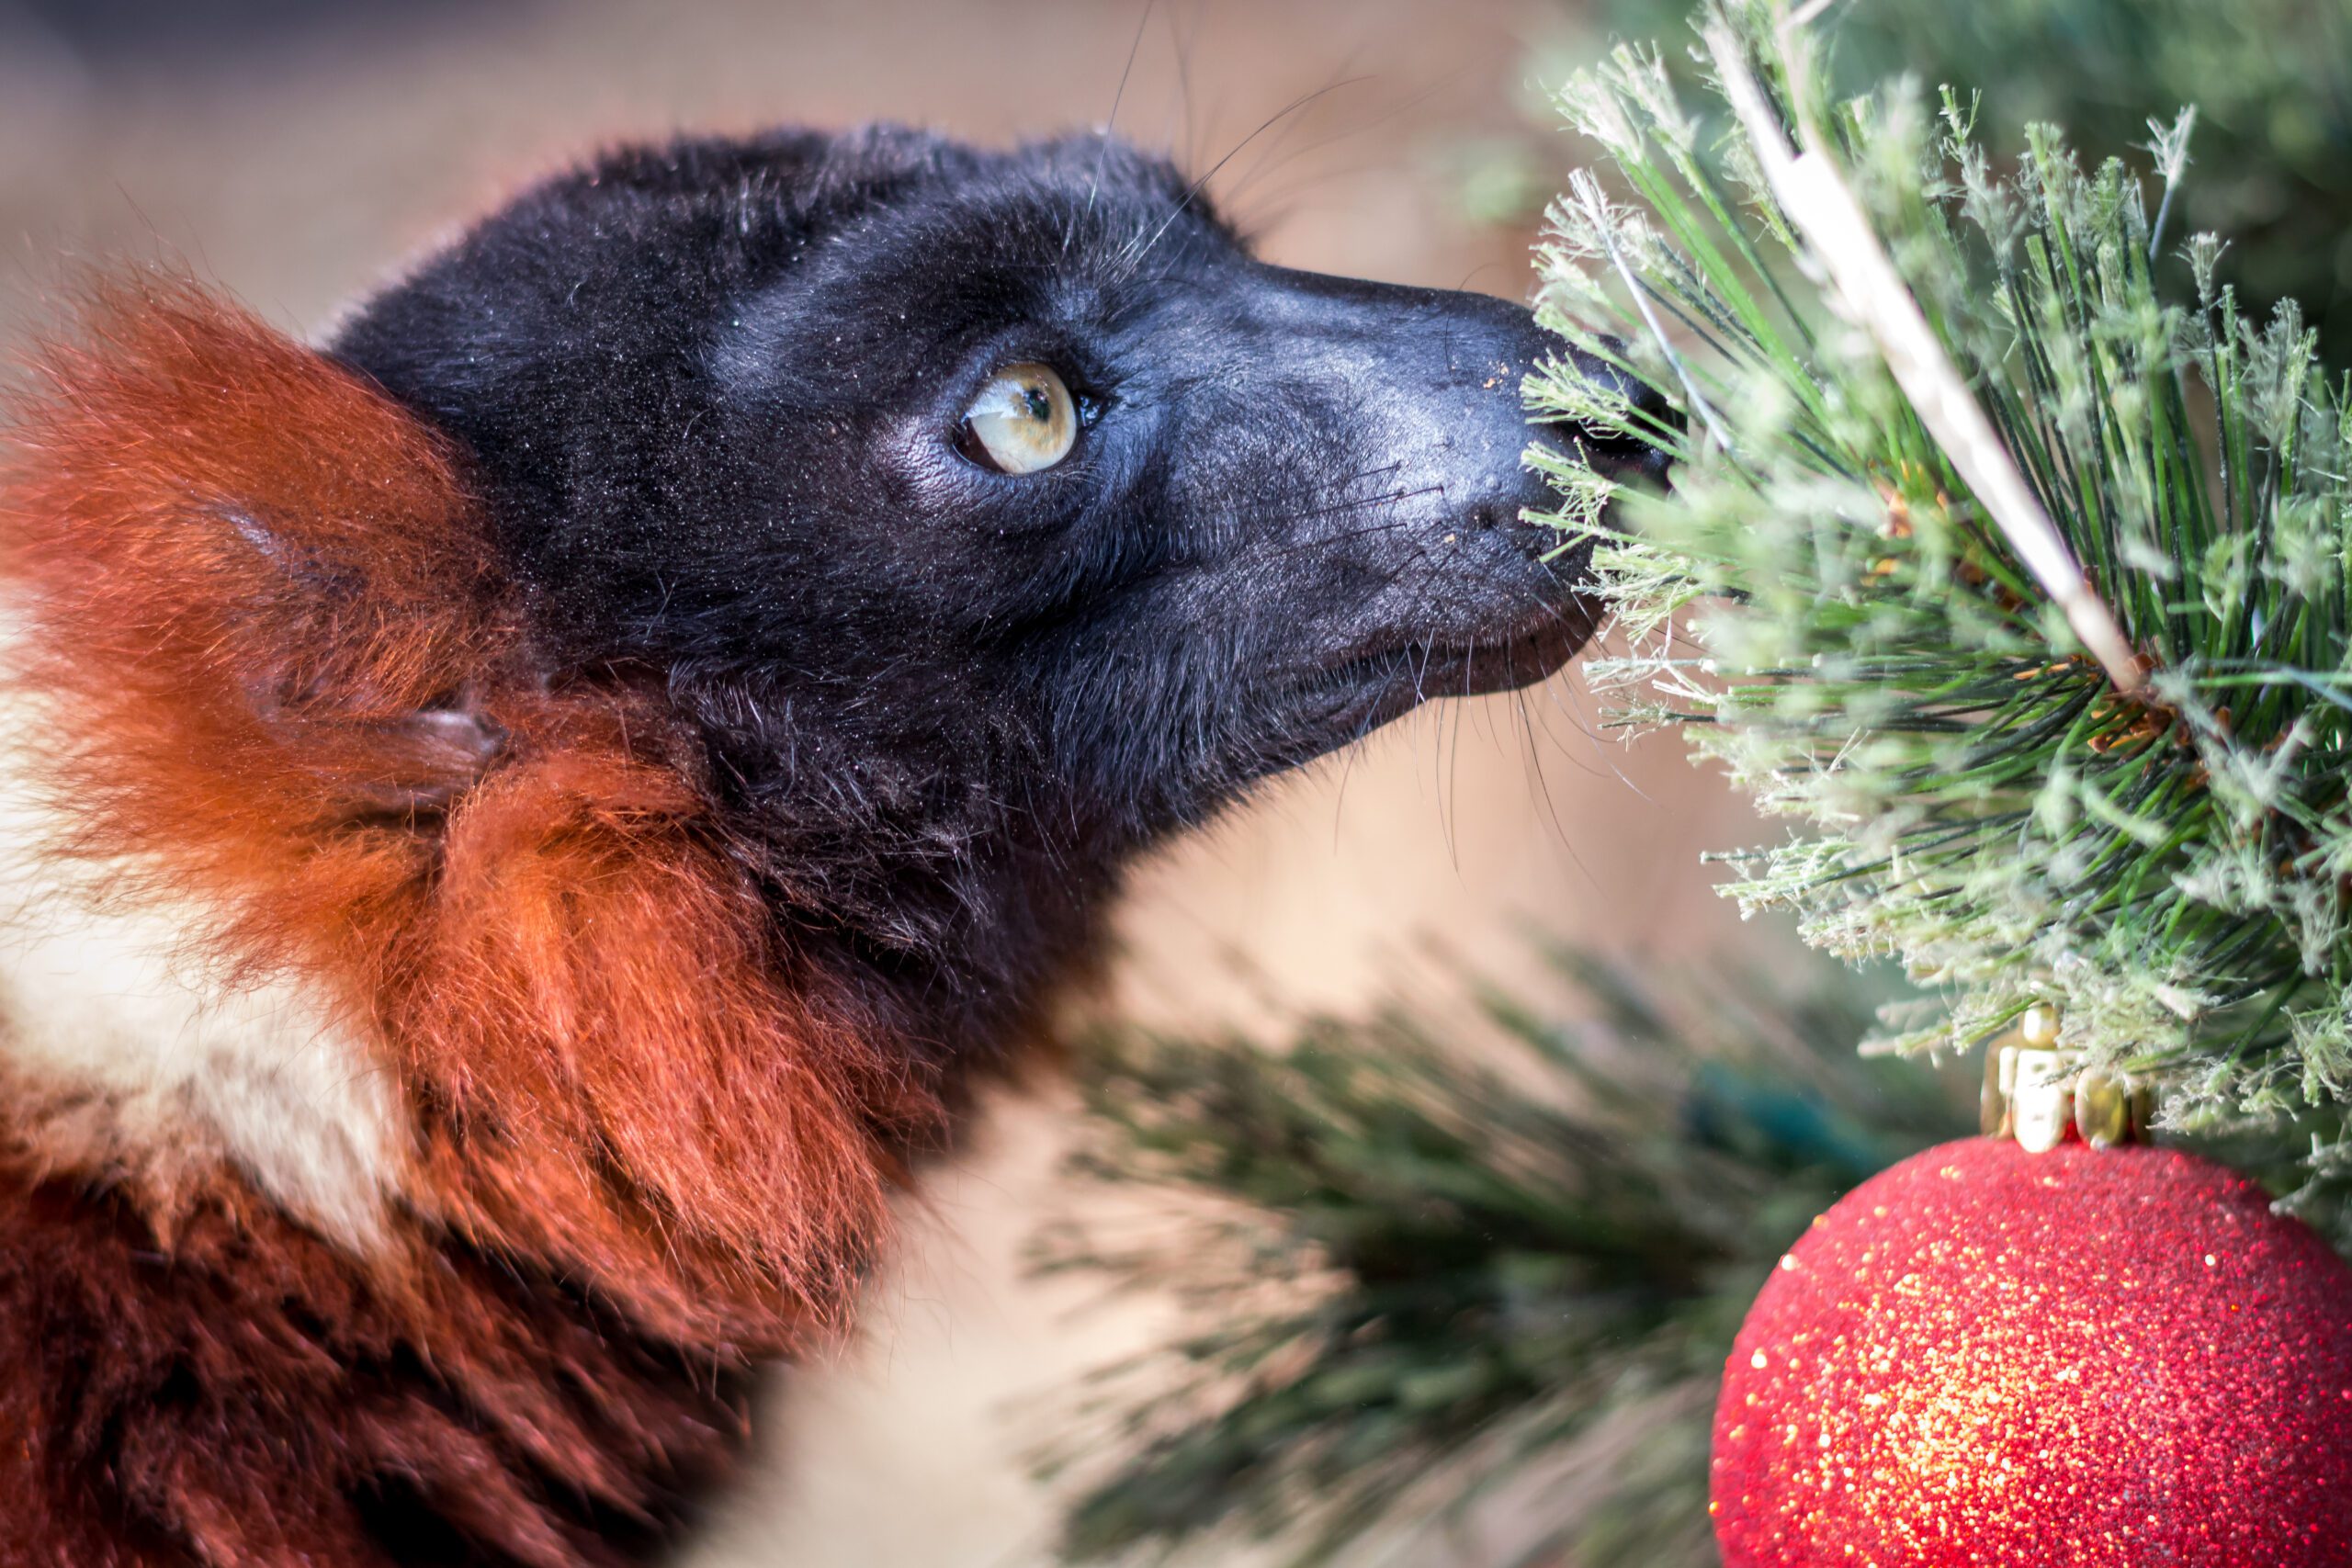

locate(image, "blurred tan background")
(0, 1), (1764, 1561)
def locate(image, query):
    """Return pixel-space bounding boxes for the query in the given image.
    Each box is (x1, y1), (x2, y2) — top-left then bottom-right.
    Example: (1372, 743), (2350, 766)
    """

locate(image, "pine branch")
(1529, 1), (2352, 1155)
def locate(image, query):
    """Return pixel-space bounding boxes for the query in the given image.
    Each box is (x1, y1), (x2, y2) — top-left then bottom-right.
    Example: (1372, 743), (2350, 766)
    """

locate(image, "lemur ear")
(215, 499), (507, 820)
(2, 275), (924, 1341)
(1, 274), (516, 852)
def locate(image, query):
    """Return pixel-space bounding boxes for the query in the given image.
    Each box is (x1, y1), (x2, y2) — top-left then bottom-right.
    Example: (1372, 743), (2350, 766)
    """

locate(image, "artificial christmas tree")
(1542, 7), (2352, 1556)
(1046, 3), (2352, 1562)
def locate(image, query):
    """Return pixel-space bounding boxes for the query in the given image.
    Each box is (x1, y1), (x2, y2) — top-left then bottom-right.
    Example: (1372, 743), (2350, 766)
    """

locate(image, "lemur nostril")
(1624, 376), (1684, 446)
(1530, 336), (1684, 476)
(1537, 376), (1681, 486)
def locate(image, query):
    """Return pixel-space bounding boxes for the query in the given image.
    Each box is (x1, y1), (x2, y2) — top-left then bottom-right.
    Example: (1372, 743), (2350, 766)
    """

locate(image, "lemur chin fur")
(0, 126), (1662, 1566)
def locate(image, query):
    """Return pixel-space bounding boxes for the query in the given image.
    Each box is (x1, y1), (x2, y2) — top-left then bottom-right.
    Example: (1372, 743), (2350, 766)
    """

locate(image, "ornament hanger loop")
(1980, 1006), (2154, 1151)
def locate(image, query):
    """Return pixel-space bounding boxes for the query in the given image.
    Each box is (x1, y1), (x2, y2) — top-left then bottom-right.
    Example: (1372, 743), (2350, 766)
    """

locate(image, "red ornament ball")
(1712, 1137), (2352, 1568)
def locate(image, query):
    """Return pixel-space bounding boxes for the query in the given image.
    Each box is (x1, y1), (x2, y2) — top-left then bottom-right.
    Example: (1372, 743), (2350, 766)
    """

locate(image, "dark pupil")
(1021, 385), (1050, 423)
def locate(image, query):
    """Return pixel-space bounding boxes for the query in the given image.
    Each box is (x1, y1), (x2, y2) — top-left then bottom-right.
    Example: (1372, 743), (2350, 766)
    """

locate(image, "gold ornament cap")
(1979, 1006), (2155, 1152)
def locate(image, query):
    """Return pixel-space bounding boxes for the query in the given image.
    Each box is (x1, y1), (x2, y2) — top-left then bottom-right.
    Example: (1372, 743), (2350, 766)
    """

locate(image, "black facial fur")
(333, 126), (1660, 1058)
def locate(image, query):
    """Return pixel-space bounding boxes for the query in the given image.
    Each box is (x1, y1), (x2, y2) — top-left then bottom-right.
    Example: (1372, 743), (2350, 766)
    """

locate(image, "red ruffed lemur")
(0, 128), (1664, 1565)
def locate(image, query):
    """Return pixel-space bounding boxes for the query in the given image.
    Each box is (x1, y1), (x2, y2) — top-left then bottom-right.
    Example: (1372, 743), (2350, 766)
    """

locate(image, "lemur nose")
(1446, 326), (1680, 561)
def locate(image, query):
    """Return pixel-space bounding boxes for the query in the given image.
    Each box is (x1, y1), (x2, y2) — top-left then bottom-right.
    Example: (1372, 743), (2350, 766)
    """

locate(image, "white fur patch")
(0, 716), (410, 1255)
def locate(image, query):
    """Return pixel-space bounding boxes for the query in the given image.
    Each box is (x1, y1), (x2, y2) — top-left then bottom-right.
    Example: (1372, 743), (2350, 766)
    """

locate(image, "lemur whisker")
(1120, 76), (1368, 275)
(1069, 0), (1158, 256)
(1253, 56), (1483, 213)
(1219, 47), (1366, 209)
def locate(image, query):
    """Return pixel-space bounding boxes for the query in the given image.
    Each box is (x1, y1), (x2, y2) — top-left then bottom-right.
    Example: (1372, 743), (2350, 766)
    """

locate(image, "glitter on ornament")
(1711, 1137), (2352, 1568)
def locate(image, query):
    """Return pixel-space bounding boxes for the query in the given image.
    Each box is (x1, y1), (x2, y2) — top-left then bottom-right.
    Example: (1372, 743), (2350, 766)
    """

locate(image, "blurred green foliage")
(1035, 953), (1972, 1567)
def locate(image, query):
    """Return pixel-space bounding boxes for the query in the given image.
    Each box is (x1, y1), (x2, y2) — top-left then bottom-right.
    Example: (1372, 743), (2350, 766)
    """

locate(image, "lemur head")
(334, 128), (1661, 872)
(0, 130), (1676, 1549)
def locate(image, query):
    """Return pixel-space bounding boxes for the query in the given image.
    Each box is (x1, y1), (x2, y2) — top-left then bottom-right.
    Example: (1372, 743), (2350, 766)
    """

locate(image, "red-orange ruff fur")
(0, 280), (944, 1564)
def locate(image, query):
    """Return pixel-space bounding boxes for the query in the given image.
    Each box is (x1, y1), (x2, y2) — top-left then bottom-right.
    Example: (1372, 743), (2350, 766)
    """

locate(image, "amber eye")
(958, 363), (1079, 474)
